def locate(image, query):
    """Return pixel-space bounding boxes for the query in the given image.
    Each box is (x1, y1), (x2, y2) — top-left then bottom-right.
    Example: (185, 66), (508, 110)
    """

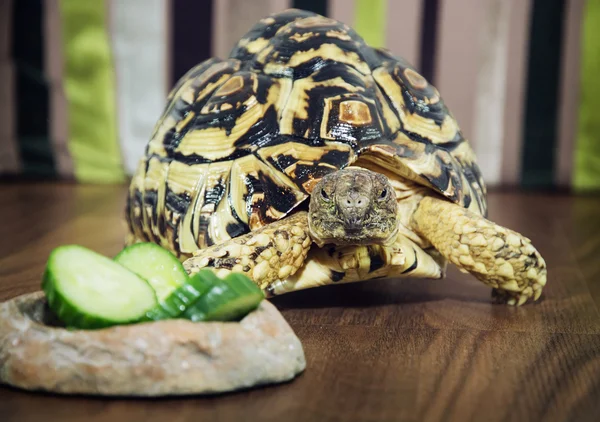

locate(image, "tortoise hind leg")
(183, 212), (312, 290)
(411, 196), (547, 305)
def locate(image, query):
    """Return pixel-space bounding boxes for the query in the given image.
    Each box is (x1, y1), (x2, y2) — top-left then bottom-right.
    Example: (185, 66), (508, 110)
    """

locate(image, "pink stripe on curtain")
(385, 0), (422, 67)
(45, 0), (74, 178)
(434, 0), (484, 151)
(0, 0), (20, 174)
(500, 0), (533, 186)
(329, 0), (355, 27)
(212, 0), (291, 60)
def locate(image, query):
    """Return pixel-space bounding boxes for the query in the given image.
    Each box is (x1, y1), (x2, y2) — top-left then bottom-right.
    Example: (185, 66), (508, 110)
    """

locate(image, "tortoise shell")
(126, 9), (487, 257)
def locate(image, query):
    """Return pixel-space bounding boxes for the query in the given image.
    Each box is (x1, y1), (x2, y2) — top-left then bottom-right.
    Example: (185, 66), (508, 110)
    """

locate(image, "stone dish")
(0, 292), (305, 396)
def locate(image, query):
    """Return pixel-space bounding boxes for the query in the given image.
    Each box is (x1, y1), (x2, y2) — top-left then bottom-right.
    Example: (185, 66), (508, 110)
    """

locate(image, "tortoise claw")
(492, 285), (540, 306)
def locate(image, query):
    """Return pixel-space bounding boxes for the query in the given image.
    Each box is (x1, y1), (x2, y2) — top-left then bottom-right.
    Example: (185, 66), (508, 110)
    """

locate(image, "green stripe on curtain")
(353, 0), (387, 48)
(556, 0), (585, 188)
(574, 0), (600, 191)
(12, 0), (55, 177)
(293, 0), (327, 17)
(60, 0), (124, 183)
(520, 0), (566, 188)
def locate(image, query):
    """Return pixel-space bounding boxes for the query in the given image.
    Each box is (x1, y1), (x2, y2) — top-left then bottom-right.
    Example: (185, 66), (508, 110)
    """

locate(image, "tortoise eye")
(379, 189), (388, 200)
(321, 189), (330, 201)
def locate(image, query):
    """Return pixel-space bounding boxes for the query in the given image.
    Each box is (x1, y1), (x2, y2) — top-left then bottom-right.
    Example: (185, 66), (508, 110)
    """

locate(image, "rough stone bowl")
(0, 292), (305, 396)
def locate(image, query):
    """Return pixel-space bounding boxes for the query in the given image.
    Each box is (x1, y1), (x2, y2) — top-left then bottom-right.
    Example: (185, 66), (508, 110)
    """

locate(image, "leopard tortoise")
(126, 9), (547, 305)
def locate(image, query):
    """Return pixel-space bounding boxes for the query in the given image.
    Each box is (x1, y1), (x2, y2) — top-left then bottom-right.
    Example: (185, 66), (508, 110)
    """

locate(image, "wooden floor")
(1, 183), (600, 422)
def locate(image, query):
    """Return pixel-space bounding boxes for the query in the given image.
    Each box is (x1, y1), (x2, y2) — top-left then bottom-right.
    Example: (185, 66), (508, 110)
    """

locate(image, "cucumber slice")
(145, 272), (217, 319)
(114, 242), (188, 305)
(182, 271), (265, 322)
(42, 245), (158, 329)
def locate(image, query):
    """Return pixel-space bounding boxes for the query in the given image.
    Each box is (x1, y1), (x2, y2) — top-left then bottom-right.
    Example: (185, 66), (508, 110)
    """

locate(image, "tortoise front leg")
(183, 210), (444, 296)
(412, 196), (547, 305)
(266, 235), (443, 296)
(183, 212), (312, 290)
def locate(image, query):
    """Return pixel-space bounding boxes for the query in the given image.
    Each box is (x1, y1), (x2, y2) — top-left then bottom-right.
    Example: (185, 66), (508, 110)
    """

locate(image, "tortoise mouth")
(308, 219), (399, 247)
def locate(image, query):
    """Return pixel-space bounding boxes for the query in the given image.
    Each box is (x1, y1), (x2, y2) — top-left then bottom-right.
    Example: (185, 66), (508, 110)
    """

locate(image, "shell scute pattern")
(127, 9), (487, 257)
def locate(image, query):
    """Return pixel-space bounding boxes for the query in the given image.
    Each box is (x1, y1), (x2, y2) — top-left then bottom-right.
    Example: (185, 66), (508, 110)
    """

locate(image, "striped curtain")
(1, 0), (598, 190)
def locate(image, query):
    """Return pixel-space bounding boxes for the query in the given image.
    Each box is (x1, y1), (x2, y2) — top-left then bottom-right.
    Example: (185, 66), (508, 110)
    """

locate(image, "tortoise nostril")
(344, 196), (367, 208)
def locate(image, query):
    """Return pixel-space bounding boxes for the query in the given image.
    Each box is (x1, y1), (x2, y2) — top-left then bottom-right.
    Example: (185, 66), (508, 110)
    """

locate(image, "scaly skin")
(412, 196), (547, 305)
(183, 168), (445, 296)
(265, 234), (443, 296)
(182, 210), (443, 296)
(183, 212), (312, 291)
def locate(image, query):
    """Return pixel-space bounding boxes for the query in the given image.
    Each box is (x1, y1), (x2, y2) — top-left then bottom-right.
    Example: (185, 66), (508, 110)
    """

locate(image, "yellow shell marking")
(177, 80), (281, 159)
(214, 75), (244, 96)
(128, 158), (147, 240)
(175, 111), (195, 132)
(325, 30), (352, 41)
(338, 100), (372, 125)
(280, 75), (365, 135)
(289, 32), (316, 42)
(178, 164), (209, 253)
(143, 157), (169, 242)
(166, 160), (209, 195)
(295, 16), (338, 28)
(373, 80), (400, 133)
(404, 68), (428, 89)
(147, 115), (176, 156)
(320, 95), (379, 140)
(229, 155), (272, 226)
(260, 17), (275, 25)
(192, 161), (232, 249)
(373, 67), (460, 144)
(239, 37), (270, 54)
(147, 61), (240, 157)
(257, 142), (355, 192)
(264, 43), (371, 76)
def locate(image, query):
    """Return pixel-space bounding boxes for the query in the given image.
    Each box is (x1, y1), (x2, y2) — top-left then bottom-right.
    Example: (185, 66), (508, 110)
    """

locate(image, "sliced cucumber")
(182, 271), (265, 322)
(145, 272), (217, 319)
(114, 242), (188, 307)
(42, 245), (158, 329)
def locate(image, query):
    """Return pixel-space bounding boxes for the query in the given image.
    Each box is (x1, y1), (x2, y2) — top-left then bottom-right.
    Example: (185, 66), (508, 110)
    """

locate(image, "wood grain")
(1, 183), (599, 422)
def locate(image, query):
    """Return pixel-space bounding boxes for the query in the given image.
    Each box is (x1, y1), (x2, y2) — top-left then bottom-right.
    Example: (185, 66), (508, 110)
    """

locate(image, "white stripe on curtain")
(110, 0), (169, 175)
(471, 0), (511, 186)
(0, 0), (20, 174)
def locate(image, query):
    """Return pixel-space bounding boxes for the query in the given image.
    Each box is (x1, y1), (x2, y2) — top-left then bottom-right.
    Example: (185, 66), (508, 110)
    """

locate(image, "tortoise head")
(308, 168), (398, 247)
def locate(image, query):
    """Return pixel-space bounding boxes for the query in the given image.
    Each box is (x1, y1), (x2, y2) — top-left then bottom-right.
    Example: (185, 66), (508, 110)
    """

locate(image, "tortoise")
(126, 9), (547, 305)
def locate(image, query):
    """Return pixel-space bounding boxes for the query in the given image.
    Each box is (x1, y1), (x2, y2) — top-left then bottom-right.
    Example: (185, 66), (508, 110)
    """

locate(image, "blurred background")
(1, 0), (598, 191)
